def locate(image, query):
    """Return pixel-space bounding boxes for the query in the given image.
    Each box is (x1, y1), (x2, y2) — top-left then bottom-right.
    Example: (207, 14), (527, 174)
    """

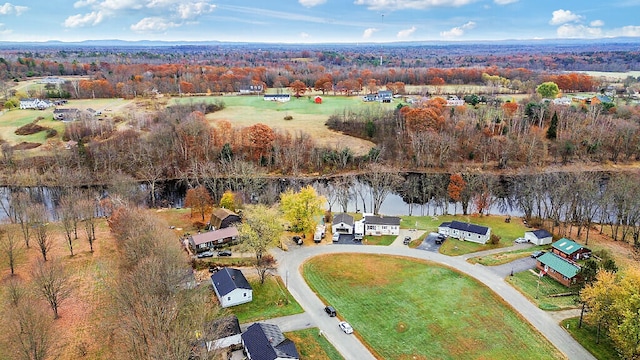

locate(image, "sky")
(0, 0), (639, 43)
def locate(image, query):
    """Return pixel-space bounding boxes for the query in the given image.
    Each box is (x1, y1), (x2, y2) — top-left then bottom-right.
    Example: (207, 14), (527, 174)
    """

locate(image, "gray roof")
(364, 215), (400, 226)
(242, 323), (299, 360)
(529, 229), (552, 239)
(211, 268), (251, 296)
(332, 213), (354, 226)
(449, 221), (489, 235)
(190, 227), (238, 246)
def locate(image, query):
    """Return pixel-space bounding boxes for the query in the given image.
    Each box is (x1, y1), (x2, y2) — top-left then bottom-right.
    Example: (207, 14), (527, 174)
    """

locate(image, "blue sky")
(1, 0), (639, 43)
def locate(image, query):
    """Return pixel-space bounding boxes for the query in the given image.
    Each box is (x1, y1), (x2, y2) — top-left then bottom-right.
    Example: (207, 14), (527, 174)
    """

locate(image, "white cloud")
(397, 26), (417, 39)
(614, 25), (640, 37)
(590, 20), (604, 27)
(130, 17), (179, 32)
(440, 21), (475, 38)
(177, 2), (216, 20)
(556, 24), (602, 38)
(354, 0), (475, 11)
(300, 32), (310, 39)
(549, 9), (582, 25)
(63, 11), (105, 28)
(0, 3), (28, 15)
(363, 27), (378, 39)
(494, 0), (518, 4)
(298, 0), (326, 7)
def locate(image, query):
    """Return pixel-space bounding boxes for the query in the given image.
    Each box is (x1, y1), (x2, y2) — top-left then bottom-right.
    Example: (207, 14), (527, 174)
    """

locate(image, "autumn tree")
(238, 204), (283, 262)
(536, 81), (560, 99)
(290, 80), (307, 97)
(5, 297), (56, 360)
(185, 185), (214, 221)
(280, 185), (325, 236)
(219, 190), (237, 212)
(447, 173), (466, 215)
(254, 253), (278, 285)
(244, 123), (275, 162)
(32, 259), (73, 319)
(0, 228), (21, 275)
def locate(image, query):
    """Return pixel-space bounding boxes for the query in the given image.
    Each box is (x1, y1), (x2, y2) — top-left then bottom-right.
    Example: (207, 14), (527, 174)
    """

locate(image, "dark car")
(293, 235), (303, 245)
(435, 234), (446, 245)
(196, 251), (214, 258)
(531, 250), (545, 258)
(324, 305), (337, 317)
(217, 250), (232, 257)
(403, 236), (412, 245)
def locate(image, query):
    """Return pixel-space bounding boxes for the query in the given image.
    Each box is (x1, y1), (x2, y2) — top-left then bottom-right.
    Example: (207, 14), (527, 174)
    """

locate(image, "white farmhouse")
(211, 268), (252, 308)
(438, 221), (491, 244)
(364, 214), (400, 236)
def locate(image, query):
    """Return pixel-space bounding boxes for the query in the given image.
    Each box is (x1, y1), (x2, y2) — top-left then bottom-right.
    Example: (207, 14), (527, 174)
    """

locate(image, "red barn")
(314, 96), (322, 104)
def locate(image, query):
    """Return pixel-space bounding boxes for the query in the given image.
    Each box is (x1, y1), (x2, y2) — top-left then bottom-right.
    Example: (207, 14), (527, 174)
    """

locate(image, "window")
(243, 292), (247, 297)
(227, 297), (231, 301)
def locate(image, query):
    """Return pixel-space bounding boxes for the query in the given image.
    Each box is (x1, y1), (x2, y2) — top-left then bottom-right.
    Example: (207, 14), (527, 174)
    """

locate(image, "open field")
(285, 328), (345, 360)
(577, 71), (640, 80)
(506, 270), (579, 311)
(171, 95), (391, 156)
(560, 318), (620, 360)
(400, 214), (530, 255)
(303, 253), (562, 360)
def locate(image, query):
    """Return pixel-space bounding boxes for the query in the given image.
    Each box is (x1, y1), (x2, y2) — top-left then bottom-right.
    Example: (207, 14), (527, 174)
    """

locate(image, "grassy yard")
(285, 328), (344, 360)
(468, 245), (550, 266)
(506, 270), (580, 311)
(231, 275), (303, 323)
(560, 317), (620, 360)
(303, 254), (562, 360)
(400, 215), (530, 255)
(363, 234), (396, 246)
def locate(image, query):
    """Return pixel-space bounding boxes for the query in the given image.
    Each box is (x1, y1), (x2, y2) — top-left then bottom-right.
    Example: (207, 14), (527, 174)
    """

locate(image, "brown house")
(536, 252), (581, 287)
(210, 208), (241, 230)
(551, 238), (591, 261)
(189, 226), (239, 252)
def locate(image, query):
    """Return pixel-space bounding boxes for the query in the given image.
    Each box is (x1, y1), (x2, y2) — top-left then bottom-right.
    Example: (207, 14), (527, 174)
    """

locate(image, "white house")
(552, 97), (572, 106)
(524, 229), (553, 245)
(211, 268), (252, 308)
(332, 213), (354, 235)
(364, 214), (400, 236)
(19, 98), (54, 110)
(446, 95), (465, 106)
(241, 323), (299, 360)
(263, 94), (291, 102)
(438, 221), (491, 244)
(239, 84), (263, 94)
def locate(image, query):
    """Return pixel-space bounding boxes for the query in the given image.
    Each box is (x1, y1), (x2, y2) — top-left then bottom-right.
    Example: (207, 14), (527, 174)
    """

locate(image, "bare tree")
(6, 277), (26, 307)
(254, 253), (278, 285)
(32, 259), (73, 319)
(0, 228), (21, 275)
(31, 205), (52, 262)
(78, 197), (98, 252)
(6, 299), (56, 360)
(59, 191), (81, 256)
(362, 165), (402, 215)
(12, 192), (34, 248)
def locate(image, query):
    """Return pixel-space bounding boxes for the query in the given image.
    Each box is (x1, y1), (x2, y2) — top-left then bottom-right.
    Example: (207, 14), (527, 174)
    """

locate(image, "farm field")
(171, 95), (394, 155)
(303, 253), (562, 360)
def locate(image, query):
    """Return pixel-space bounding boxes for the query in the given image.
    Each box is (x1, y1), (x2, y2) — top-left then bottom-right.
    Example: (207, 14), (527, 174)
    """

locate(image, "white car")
(514, 237), (528, 244)
(338, 321), (353, 334)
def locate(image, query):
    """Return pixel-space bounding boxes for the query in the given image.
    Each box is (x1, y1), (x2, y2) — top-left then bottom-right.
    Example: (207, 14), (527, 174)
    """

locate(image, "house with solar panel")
(437, 220), (491, 244)
(536, 252), (582, 287)
(241, 323), (299, 360)
(551, 238), (592, 261)
(211, 268), (253, 308)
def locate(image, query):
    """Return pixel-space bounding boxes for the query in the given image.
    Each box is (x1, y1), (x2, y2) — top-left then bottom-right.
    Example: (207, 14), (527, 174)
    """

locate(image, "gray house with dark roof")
(438, 220), (491, 244)
(364, 214), (400, 236)
(211, 268), (252, 308)
(332, 213), (354, 235)
(242, 323), (299, 360)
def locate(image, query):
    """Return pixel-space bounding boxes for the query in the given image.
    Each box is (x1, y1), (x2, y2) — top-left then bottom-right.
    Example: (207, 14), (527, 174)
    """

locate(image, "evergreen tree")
(547, 111), (558, 140)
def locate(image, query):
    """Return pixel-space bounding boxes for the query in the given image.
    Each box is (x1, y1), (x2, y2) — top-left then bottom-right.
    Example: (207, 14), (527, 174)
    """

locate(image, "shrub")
(45, 129), (58, 138)
(489, 234), (501, 245)
(284, 115), (293, 120)
(15, 122), (47, 135)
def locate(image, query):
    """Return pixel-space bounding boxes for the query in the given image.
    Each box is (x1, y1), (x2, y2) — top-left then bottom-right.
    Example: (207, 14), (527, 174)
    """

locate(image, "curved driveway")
(273, 244), (594, 360)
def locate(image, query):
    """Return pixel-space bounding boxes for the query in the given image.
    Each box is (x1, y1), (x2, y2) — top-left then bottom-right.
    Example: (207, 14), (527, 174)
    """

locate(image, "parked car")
(324, 305), (337, 317)
(208, 266), (220, 273)
(403, 236), (412, 245)
(332, 232), (340, 242)
(293, 235), (303, 245)
(196, 251), (214, 258)
(531, 250), (545, 258)
(435, 233), (446, 245)
(514, 237), (528, 244)
(217, 250), (232, 257)
(338, 321), (353, 334)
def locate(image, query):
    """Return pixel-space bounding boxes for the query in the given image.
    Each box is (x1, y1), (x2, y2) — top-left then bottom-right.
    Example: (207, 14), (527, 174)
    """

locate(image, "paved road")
(273, 244), (595, 360)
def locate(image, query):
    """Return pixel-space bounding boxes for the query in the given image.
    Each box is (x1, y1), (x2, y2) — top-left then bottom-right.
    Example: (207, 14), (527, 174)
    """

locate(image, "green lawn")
(560, 317), (620, 360)
(506, 270), (580, 310)
(400, 215), (530, 255)
(363, 234), (396, 246)
(231, 275), (303, 323)
(285, 328), (344, 360)
(468, 245), (550, 266)
(303, 254), (562, 360)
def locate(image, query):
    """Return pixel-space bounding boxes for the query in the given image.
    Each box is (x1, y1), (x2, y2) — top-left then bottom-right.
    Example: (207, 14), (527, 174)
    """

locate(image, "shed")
(211, 268), (252, 308)
(314, 96), (322, 104)
(210, 208), (241, 229)
(524, 229), (553, 245)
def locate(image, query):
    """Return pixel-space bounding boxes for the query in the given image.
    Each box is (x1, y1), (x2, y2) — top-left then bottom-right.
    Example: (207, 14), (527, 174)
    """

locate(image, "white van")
(332, 232), (340, 242)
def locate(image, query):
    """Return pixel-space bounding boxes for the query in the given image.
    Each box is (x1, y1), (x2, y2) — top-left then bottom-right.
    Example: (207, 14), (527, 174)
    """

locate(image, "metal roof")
(241, 323), (299, 360)
(449, 221), (490, 235)
(529, 229), (552, 239)
(537, 252), (581, 279)
(552, 238), (586, 255)
(190, 226), (238, 246)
